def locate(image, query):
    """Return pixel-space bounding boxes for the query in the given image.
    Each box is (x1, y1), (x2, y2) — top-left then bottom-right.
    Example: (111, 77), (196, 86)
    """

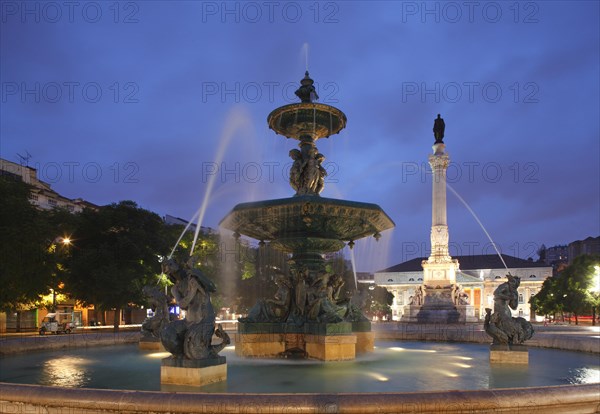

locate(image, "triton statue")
(484, 274), (534, 345)
(160, 258), (230, 360)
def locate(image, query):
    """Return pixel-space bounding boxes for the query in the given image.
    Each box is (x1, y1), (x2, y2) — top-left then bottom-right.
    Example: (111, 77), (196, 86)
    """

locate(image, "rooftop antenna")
(17, 151), (32, 166)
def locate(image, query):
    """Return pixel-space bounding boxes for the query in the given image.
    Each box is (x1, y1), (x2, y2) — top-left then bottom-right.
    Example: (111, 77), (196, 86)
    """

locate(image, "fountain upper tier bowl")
(267, 102), (347, 139)
(219, 195), (394, 253)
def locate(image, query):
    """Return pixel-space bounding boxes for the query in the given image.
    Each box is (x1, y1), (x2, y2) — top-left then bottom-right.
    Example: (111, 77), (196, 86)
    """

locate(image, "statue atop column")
(433, 114), (445, 143)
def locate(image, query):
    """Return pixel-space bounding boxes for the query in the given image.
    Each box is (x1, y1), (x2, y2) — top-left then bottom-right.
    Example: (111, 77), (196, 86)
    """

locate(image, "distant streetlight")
(591, 266), (600, 326)
(592, 266), (600, 294)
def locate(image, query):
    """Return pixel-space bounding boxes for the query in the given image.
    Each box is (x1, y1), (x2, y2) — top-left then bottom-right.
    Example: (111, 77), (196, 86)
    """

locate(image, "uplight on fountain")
(220, 71), (395, 360)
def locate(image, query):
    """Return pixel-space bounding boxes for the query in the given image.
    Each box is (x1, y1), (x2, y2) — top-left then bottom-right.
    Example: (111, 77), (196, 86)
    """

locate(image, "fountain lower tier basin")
(1, 335), (599, 414)
(1, 340), (598, 393)
(219, 195), (395, 252)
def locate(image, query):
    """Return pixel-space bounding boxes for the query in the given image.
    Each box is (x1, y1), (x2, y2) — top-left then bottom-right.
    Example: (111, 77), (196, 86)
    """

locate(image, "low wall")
(1, 326), (598, 413)
(1, 383), (599, 413)
(0, 330), (139, 356)
(375, 324), (600, 354)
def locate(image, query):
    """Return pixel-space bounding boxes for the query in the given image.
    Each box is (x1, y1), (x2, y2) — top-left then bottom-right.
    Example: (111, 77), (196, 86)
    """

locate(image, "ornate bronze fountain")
(220, 72), (394, 360)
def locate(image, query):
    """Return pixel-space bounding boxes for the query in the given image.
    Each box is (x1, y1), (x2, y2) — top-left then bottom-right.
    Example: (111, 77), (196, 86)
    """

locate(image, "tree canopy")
(65, 201), (167, 329)
(0, 177), (64, 311)
(531, 254), (600, 324)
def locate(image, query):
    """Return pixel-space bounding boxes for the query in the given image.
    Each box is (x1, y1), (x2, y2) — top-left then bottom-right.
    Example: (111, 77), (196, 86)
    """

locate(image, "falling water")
(168, 208), (201, 259)
(348, 246), (358, 289)
(446, 183), (508, 270)
(354, 230), (394, 274)
(190, 107), (254, 255)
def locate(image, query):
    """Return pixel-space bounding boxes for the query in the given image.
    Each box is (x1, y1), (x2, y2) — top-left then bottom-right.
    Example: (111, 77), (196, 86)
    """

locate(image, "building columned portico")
(375, 254), (551, 321)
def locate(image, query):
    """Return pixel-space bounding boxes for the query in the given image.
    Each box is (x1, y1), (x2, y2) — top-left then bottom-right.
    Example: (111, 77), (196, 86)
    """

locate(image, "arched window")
(518, 294), (524, 303)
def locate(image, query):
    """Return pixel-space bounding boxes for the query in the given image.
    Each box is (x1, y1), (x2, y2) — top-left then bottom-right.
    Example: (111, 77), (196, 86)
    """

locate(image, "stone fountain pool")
(1, 340), (598, 393)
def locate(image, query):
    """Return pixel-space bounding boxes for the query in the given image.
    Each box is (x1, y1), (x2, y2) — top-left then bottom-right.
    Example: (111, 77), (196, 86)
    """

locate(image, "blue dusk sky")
(1, 1), (599, 272)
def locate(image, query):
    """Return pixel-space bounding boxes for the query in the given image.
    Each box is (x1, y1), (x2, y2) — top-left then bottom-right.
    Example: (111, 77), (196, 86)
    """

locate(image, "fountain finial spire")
(295, 71), (319, 103)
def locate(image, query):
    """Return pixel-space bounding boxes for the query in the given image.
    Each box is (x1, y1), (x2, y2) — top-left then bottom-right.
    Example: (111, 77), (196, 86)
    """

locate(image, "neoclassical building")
(375, 254), (551, 321)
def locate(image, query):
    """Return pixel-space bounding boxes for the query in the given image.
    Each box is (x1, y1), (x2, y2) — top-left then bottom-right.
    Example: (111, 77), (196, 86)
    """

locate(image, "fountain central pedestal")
(221, 72), (394, 360)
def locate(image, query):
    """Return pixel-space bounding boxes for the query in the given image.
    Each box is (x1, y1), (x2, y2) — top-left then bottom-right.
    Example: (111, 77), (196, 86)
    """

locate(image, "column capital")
(428, 153), (450, 170)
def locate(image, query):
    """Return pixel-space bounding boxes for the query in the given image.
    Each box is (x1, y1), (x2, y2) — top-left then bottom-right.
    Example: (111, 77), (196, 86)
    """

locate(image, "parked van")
(39, 312), (75, 335)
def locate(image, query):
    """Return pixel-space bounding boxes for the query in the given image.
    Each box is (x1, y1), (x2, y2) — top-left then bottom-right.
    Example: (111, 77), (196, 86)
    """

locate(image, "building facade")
(375, 254), (551, 321)
(544, 244), (569, 268)
(568, 236), (600, 263)
(0, 158), (97, 213)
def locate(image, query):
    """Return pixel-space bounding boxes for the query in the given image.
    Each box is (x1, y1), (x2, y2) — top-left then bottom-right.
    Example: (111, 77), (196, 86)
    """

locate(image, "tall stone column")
(402, 115), (476, 323)
(421, 138), (458, 285)
(429, 143), (451, 261)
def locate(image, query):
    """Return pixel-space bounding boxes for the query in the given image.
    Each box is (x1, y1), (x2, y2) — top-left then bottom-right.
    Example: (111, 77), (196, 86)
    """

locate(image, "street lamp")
(48, 235), (72, 311)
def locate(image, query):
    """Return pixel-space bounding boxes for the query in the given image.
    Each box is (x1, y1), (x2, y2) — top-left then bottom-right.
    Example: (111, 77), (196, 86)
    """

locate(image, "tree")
(0, 177), (56, 311)
(557, 254), (600, 325)
(531, 277), (562, 320)
(66, 201), (167, 330)
(359, 284), (393, 320)
(533, 254), (600, 324)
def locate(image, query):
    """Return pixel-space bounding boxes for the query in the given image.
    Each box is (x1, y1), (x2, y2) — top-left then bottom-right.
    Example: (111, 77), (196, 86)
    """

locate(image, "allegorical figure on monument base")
(433, 114), (445, 143)
(159, 258), (230, 360)
(410, 285), (425, 306)
(452, 284), (470, 306)
(484, 274), (534, 345)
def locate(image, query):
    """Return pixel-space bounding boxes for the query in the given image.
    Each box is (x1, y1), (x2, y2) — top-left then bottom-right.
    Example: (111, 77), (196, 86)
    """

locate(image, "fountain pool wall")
(1, 326), (598, 413)
(1, 382), (599, 413)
